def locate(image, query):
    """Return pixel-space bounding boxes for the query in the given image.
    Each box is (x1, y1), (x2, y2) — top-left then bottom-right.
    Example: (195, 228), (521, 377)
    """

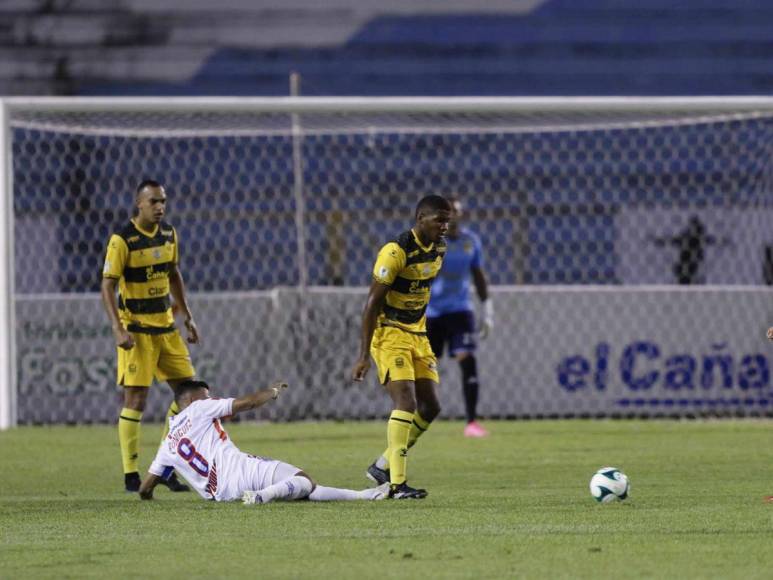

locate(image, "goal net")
(2, 97), (773, 426)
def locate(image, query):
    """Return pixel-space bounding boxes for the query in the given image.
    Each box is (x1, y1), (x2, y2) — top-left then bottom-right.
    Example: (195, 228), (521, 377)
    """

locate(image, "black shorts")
(427, 310), (477, 358)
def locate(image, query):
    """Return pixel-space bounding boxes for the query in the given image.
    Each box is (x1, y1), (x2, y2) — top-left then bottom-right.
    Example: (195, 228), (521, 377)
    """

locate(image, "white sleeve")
(148, 444), (175, 479)
(195, 397), (235, 420)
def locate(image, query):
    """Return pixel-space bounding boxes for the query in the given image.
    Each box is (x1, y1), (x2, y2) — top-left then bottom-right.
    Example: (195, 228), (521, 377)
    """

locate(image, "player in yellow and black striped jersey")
(101, 180), (200, 493)
(351, 195), (452, 499)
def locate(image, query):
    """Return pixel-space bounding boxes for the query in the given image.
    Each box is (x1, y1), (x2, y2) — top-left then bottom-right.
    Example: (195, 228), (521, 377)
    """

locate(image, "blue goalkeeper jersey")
(427, 227), (483, 317)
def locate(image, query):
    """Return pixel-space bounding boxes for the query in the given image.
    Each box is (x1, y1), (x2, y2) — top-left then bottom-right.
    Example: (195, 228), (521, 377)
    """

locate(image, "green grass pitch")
(2, 419), (773, 579)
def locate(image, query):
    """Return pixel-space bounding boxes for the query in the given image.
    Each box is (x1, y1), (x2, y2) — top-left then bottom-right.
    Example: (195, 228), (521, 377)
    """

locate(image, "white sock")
(308, 484), (388, 501)
(260, 476), (312, 502)
(375, 456), (389, 470)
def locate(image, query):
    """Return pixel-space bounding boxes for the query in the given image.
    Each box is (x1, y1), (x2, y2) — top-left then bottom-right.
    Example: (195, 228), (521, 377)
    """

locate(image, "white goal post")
(0, 100), (14, 430)
(3, 96), (773, 429)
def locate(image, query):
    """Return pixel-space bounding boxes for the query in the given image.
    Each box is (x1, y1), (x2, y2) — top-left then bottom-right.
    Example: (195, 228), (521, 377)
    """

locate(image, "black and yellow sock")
(387, 410), (413, 485)
(160, 400), (180, 442)
(380, 412), (432, 471)
(407, 412), (430, 448)
(118, 407), (142, 474)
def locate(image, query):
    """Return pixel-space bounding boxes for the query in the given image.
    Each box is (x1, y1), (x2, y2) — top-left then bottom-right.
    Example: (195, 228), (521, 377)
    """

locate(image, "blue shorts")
(427, 310), (476, 358)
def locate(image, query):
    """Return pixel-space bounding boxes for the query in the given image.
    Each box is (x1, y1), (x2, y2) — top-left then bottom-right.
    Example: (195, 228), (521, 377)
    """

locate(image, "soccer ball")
(589, 467), (629, 503)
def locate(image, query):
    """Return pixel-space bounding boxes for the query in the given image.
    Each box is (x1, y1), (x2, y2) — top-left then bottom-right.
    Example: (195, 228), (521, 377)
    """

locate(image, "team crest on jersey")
(422, 264), (432, 275)
(153, 249), (162, 259)
(127, 236), (140, 243)
(463, 241), (473, 254)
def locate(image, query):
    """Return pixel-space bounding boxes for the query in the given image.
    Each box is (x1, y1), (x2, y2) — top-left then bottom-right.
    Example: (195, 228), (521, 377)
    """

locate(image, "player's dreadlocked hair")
(415, 194), (452, 219)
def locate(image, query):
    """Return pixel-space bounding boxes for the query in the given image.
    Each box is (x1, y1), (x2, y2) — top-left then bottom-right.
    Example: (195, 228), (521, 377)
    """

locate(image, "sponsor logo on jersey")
(146, 266), (167, 281)
(409, 280), (424, 293)
(205, 462), (218, 497)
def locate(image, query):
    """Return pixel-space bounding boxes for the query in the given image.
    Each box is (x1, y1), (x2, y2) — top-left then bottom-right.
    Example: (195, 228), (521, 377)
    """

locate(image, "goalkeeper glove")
(479, 299), (494, 340)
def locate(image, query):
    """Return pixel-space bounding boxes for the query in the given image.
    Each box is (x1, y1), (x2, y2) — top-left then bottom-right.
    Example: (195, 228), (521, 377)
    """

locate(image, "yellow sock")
(387, 410), (413, 485)
(118, 407), (143, 474)
(407, 412), (430, 449)
(160, 400), (180, 442)
(380, 412), (431, 471)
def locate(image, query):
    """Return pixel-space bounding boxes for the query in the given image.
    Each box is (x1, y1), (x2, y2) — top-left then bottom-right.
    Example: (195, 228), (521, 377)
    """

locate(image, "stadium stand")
(6, 0), (773, 292)
(2, 0), (773, 96)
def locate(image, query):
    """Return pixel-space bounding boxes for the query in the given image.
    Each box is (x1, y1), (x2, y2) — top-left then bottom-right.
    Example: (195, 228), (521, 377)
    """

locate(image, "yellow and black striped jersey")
(102, 219), (178, 331)
(372, 229), (446, 334)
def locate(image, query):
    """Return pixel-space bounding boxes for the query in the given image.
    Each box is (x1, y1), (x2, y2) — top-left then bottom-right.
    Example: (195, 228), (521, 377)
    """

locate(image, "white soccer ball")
(589, 467), (629, 503)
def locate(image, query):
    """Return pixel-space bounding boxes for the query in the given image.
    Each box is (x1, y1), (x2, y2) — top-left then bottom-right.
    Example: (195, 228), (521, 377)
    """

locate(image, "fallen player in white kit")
(138, 380), (388, 504)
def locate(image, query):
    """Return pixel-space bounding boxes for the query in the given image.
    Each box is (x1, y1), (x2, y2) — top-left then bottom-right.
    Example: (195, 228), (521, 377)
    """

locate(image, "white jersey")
(148, 397), (281, 501)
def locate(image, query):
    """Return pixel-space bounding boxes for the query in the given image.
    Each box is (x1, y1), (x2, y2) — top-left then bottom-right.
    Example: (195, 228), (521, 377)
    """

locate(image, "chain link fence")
(8, 100), (773, 422)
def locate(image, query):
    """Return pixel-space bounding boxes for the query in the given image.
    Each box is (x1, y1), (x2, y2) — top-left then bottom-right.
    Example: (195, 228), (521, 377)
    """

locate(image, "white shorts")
(246, 458), (302, 491)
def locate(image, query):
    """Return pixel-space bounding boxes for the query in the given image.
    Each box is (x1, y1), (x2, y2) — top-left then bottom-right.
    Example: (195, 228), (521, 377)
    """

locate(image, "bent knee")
(388, 381), (418, 412)
(123, 387), (148, 411)
(420, 402), (441, 422)
(295, 471), (316, 494)
(398, 392), (418, 412)
(454, 351), (471, 363)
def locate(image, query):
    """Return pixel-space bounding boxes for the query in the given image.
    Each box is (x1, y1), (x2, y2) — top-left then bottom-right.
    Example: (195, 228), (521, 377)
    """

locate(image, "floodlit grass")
(2, 420), (773, 579)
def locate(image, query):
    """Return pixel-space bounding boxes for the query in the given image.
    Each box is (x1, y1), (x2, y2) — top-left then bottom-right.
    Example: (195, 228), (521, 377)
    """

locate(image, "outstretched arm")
(351, 280), (390, 381)
(139, 473), (161, 500)
(231, 382), (288, 414)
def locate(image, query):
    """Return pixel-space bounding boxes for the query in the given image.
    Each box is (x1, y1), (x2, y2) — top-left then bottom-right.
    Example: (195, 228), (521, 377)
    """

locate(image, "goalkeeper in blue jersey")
(426, 199), (493, 438)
